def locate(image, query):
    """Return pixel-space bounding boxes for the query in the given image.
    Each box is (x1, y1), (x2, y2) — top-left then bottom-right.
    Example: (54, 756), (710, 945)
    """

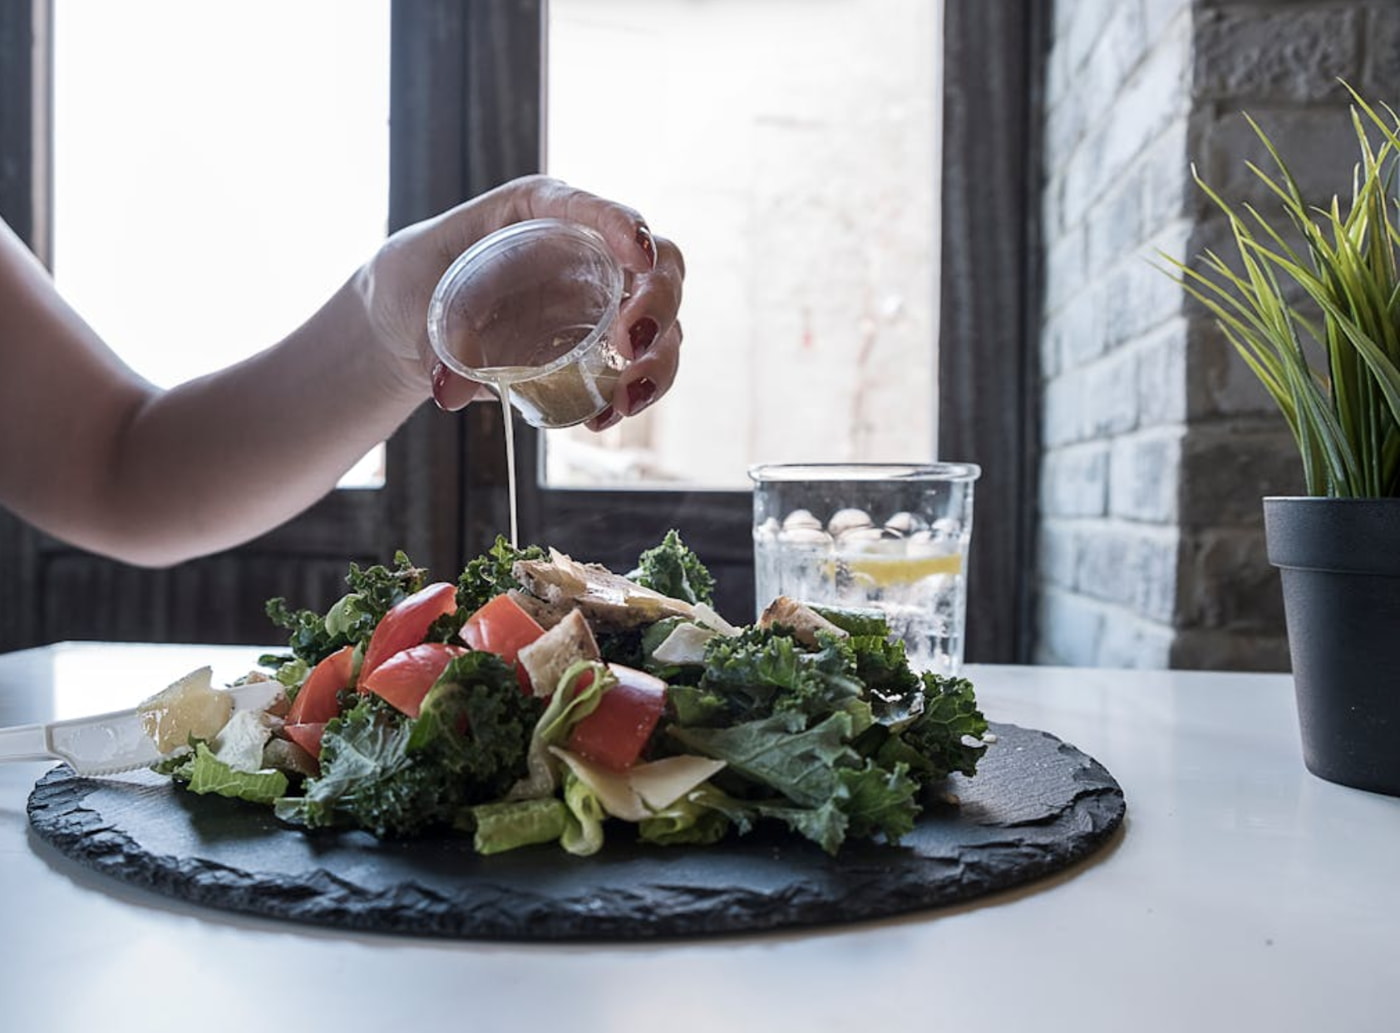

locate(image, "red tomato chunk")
(566, 664), (666, 771)
(284, 721), (326, 759)
(362, 642), (468, 718)
(288, 645), (355, 725)
(460, 594), (545, 693)
(358, 582), (458, 687)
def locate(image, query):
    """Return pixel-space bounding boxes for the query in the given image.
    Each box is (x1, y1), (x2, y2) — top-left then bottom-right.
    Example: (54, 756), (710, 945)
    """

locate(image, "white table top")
(1, 642), (1397, 1033)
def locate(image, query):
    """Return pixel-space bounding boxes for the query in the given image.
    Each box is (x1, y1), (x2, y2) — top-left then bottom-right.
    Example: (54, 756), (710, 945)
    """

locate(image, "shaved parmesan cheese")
(211, 709), (278, 774)
(691, 603), (740, 636)
(631, 754), (728, 810)
(549, 747), (726, 822)
(550, 746), (646, 820)
(651, 622), (719, 665)
(138, 666), (233, 754)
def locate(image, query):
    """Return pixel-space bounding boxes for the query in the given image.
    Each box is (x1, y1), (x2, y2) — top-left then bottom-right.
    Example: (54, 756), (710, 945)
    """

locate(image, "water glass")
(749, 462), (981, 675)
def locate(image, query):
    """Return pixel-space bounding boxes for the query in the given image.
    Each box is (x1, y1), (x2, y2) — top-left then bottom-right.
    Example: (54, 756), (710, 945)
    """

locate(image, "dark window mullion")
(939, 1), (1046, 663)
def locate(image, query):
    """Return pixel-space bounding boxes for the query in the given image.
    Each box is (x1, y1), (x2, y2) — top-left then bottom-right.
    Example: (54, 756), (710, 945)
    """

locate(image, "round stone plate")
(27, 721), (1124, 940)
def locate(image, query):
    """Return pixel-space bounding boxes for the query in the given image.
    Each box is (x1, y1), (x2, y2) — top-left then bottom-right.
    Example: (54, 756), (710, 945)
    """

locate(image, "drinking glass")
(750, 462), (981, 675)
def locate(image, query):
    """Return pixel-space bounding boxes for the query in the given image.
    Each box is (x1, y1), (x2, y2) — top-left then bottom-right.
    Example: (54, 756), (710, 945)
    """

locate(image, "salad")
(144, 532), (990, 856)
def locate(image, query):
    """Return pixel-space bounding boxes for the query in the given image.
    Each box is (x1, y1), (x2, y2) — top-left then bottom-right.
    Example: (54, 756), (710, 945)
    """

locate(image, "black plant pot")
(1264, 497), (1400, 797)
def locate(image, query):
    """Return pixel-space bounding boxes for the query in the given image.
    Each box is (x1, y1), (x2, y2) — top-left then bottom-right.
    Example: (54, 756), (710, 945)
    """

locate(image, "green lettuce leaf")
(185, 742), (288, 805)
(509, 661), (613, 800)
(638, 789), (731, 847)
(560, 770), (607, 856)
(467, 797), (568, 855)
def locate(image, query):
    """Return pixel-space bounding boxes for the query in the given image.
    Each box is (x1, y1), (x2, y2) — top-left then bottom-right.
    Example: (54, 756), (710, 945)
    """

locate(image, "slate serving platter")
(27, 721), (1125, 941)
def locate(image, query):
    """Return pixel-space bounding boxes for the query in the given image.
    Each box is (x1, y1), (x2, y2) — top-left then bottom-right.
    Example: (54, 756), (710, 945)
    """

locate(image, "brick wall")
(1036, 0), (1398, 670)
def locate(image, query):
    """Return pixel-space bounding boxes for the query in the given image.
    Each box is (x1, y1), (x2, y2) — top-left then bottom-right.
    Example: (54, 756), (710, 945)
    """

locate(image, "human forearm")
(89, 271), (424, 565)
(0, 176), (685, 566)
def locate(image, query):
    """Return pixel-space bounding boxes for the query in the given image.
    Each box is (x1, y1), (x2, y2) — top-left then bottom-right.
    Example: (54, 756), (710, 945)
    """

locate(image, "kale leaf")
(807, 603), (892, 638)
(888, 673), (989, 784)
(669, 711), (857, 808)
(627, 529), (715, 605)
(596, 627), (645, 667)
(837, 760), (920, 843)
(409, 652), (542, 804)
(696, 625), (864, 726)
(264, 551), (425, 666)
(457, 536), (546, 614)
(685, 784), (850, 856)
(275, 696), (438, 837)
(276, 652), (541, 837)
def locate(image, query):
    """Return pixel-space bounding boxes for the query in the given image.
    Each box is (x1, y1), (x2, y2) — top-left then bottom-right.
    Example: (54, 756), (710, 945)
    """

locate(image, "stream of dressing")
(462, 367), (535, 549)
(500, 385), (519, 548)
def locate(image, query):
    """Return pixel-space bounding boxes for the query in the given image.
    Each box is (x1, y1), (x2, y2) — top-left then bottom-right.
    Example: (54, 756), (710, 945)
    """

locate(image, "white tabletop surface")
(1, 642), (1397, 1033)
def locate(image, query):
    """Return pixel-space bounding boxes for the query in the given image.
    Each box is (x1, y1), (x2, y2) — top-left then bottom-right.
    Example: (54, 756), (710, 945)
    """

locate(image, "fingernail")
(629, 316), (659, 357)
(593, 404), (622, 430)
(636, 224), (656, 268)
(626, 377), (657, 415)
(431, 361), (452, 411)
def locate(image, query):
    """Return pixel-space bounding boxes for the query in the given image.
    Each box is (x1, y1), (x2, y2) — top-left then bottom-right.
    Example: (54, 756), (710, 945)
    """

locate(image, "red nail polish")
(635, 224), (656, 268)
(594, 404), (622, 430)
(629, 317), (659, 356)
(626, 377), (657, 415)
(431, 361), (452, 411)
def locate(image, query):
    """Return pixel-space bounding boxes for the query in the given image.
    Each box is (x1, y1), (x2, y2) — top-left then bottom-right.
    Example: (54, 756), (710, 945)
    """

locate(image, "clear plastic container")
(427, 218), (626, 428)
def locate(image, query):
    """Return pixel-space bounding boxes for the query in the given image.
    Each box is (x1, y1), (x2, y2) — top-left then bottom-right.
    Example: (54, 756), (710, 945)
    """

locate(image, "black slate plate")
(27, 721), (1124, 941)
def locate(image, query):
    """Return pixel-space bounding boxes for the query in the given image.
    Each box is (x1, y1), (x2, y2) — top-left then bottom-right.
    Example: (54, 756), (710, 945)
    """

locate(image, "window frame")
(938, 1), (1046, 663)
(518, 1), (1048, 652)
(0, 0), (1043, 660)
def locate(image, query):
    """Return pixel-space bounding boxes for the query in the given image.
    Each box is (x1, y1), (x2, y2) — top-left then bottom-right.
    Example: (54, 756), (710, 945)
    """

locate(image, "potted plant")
(1169, 89), (1400, 797)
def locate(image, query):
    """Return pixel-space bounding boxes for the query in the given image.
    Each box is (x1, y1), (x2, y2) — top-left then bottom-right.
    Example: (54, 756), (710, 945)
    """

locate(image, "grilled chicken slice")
(506, 588), (573, 631)
(512, 548), (697, 631)
(758, 595), (849, 647)
(517, 609), (601, 698)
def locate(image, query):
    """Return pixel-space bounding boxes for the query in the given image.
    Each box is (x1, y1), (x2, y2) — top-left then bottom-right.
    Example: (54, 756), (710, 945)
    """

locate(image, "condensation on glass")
(545, 0), (942, 490)
(52, 0), (391, 488)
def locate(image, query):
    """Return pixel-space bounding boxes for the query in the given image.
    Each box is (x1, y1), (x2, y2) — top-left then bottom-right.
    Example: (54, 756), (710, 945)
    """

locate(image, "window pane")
(545, 0), (940, 489)
(52, 0), (391, 488)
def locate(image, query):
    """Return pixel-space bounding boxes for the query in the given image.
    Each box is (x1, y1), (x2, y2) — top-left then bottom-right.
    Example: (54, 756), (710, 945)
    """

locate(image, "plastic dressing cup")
(427, 218), (626, 428)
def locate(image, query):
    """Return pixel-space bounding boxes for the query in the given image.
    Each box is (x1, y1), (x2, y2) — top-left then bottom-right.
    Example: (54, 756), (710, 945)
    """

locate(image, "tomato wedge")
(362, 642), (468, 718)
(284, 722), (326, 759)
(358, 581), (458, 687)
(460, 593), (545, 693)
(288, 645), (355, 725)
(565, 663), (666, 771)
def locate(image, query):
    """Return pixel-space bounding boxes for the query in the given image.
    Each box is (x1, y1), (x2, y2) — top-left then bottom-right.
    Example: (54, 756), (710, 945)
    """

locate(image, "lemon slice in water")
(841, 552), (963, 587)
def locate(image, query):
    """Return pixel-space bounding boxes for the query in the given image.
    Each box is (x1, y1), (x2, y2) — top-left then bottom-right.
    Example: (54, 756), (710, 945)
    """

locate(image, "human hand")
(359, 175), (684, 430)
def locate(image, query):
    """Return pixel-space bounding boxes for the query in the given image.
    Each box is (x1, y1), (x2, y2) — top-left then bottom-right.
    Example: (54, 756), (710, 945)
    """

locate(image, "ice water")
(753, 507), (969, 675)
